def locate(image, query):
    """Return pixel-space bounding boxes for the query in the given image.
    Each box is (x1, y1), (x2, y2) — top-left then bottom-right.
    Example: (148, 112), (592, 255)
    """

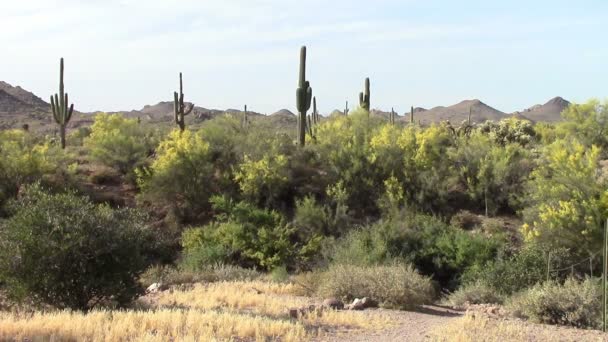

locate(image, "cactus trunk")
(410, 106), (414, 124)
(50, 57), (74, 149)
(296, 46), (312, 147)
(359, 77), (370, 113)
(173, 72), (194, 131)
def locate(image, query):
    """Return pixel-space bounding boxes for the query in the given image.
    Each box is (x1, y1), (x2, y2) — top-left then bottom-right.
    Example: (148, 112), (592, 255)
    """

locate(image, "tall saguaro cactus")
(359, 77), (370, 112)
(296, 46), (312, 147)
(410, 106), (414, 125)
(173, 72), (194, 131)
(344, 101), (349, 116)
(50, 57), (74, 149)
(242, 104), (249, 129)
(389, 107), (396, 125)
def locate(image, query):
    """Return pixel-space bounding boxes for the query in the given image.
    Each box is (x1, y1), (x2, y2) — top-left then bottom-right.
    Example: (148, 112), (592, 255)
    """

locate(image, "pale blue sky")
(2, 0), (607, 114)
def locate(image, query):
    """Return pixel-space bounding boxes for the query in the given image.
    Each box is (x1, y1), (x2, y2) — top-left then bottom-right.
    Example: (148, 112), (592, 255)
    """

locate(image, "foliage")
(317, 262), (434, 309)
(331, 213), (503, 289)
(462, 245), (571, 295)
(558, 99), (608, 152)
(446, 281), (504, 307)
(0, 184), (153, 310)
(137, 129), (215, 222)
(139, 263), (261, 287)
(477, 117), (536, 146)
(181, 196), (296, 270)
(85, 113), (152, 174)
(508, 278), (601, 329)
(521, 138), (606, 255)
(0, 130), (62, 213)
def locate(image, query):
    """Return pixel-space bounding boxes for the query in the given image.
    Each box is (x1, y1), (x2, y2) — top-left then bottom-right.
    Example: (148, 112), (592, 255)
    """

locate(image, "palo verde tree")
(50, 57), (74, 149)
(296, 46), (312, 147)
(173, 72), (194, 131)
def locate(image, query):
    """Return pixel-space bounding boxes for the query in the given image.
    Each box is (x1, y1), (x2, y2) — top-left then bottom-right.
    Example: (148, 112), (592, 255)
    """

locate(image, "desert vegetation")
(0, 50), (607, 340)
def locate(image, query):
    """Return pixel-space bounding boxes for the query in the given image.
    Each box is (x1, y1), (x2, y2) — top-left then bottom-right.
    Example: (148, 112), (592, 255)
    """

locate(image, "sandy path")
(318, 305), (463, 342)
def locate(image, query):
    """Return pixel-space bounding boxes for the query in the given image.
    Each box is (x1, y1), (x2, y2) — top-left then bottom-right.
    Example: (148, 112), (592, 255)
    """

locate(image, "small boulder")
(322, 298), (344, 310)
(346, 297), (378, 310)
(146, 282), (167, 294)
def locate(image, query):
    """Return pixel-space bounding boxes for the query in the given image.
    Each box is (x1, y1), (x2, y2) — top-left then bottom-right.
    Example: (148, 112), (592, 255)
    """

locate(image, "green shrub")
(85, 113), (152, 175)
(462, 245), (571, 295)
(507, 278), (600, 329)
(0, 184), (153, 310)
(331, 213), (502, 289)
(317, 263), (434, 310)
(181, 196), (295, 270)
(270, 266), (289, 283)
(446, 281), (504, 307)
(0, 130), (62, 213)
(137, 129), (216, 222)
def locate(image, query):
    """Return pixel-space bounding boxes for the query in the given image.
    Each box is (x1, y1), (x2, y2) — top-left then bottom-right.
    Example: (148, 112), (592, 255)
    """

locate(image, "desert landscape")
(2, 1), (608, 341)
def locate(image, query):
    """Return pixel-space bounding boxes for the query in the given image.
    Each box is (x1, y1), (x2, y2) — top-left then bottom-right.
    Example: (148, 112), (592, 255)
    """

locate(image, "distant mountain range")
(0, 81), (571, 131)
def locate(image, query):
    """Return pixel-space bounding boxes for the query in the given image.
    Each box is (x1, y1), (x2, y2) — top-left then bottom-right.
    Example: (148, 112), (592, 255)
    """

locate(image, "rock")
(322, 298), (344, 310)
(346, 297), (378, 310)
(146, 282), (167, 294)
(288, 305), (323, 319)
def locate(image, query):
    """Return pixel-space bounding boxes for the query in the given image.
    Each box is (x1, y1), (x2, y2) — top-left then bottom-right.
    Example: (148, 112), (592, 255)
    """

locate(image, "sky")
(2, 0), (607, 114)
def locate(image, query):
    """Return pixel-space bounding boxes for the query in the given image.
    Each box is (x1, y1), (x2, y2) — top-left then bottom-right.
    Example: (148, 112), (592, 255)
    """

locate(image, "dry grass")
(0, 280), (392, 341)
(430, 313), (606, 342)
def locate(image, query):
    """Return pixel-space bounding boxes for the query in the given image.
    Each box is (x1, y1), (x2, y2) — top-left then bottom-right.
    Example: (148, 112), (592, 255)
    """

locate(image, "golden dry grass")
(0, 280), (392, 341)
(430, 313), (606, 342)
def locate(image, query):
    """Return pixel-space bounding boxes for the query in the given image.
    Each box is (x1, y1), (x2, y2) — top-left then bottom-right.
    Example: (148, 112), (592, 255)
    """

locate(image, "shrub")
(331, 213), (502, 289)
(137, 129), (216, 222)
(181, 196), (296, 270)
(317, 263), (434, 310)
(0, 130), (61, 213)
(85, 113), (151, 174)
(507, 278), (600, 329)
(462, 245), (571, 295)
(446, 281), (504, 307)
(140, 263), (261, 287)
(449, 210), (482, 230)
(0, 184), (154, 310)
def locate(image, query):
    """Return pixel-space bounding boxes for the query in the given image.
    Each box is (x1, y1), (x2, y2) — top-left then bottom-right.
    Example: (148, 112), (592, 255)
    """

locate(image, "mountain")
(515, 97), (570, 123)
(416, 99), (506, 124)
(0, 81), (48, 109)
(0, 80), (575, 131)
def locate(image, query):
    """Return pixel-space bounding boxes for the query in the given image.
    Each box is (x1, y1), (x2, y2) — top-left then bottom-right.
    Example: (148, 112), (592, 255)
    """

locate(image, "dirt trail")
(320, 305), (463, 342)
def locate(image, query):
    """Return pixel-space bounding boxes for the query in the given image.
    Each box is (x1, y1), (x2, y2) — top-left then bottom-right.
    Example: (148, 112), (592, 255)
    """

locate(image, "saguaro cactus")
(390, 107), (396, 125)
(410, 106), (414, 125)
(173, 72), (194, 131)
(242, 104), (249, 129)
(359, 77), (370, 112)
(50, 57), (74, 149)
(344, 101), (349, 116)
(296, 46), (312, 147)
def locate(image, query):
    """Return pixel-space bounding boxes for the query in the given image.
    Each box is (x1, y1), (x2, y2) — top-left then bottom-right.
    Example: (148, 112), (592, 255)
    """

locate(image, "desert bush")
(0, 130), (62, 213)
(0, 183), (153, 310)
(449, 210), (482, 230)
(140, 263), (261, 287)
(331, 213), (502, 289)
(181, 196), (296, 270)
(85, 113), (152, 174)
(317, 263), (434, 310)
(507, 278), (601, 329)
(137, 129), (216, 222)
(446, 281), (504, 307)
(462, 245), (571, 295)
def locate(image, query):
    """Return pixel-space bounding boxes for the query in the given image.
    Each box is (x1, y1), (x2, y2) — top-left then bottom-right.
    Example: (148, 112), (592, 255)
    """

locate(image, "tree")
(522, 138), (606, 256)
(0, 184), (153, 310)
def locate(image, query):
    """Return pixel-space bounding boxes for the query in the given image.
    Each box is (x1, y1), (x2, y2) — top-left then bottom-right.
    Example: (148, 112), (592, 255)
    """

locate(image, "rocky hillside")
(0, 80), (572, 131)
(415, 99), (507, 125)
(515, 97), (570, 123)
